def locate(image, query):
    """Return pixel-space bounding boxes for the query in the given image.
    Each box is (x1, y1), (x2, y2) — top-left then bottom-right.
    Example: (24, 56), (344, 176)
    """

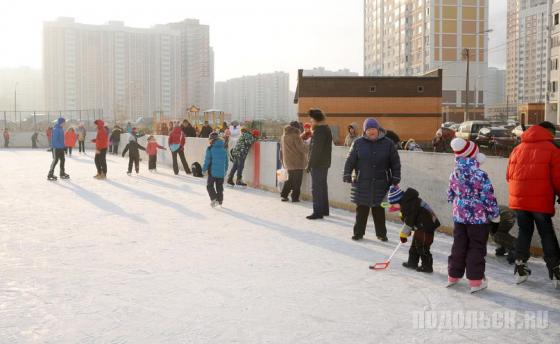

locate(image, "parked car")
(455, 120), (491, 141)
(476, 127), (516, 154)
(442, 121), (457, 128)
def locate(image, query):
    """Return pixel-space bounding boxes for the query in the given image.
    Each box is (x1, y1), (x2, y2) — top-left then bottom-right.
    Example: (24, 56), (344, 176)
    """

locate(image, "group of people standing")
(286, 109), (560, 292)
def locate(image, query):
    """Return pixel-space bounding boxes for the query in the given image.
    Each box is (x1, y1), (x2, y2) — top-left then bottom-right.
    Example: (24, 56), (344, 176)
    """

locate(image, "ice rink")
(0, 149), (559, 343)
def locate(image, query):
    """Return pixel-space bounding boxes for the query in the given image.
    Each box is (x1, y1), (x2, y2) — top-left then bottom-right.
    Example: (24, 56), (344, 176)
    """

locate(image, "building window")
(417, 85), (425, 93)
(555, 13), (559, 26)
(369, 86), (377, 93)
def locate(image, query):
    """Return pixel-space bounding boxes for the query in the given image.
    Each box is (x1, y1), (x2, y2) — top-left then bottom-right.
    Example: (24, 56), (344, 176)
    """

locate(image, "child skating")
(122, 135), (146, 175)
(447, 138), (500, 293)
(387, 185), (440, 273)
(146, 135), (166, 172)
(202, 132), (228, 207)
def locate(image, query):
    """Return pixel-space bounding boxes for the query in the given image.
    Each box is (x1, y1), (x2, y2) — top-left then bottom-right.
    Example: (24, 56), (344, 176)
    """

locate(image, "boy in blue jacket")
(47, 117), (69, 180)
(202, 132), (229, 207)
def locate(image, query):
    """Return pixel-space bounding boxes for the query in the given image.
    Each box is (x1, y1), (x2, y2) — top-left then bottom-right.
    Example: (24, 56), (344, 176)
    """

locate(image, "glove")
(343, 175), (352, 183)
(400, 225), (412, 243)
(400, 235), (408, 244)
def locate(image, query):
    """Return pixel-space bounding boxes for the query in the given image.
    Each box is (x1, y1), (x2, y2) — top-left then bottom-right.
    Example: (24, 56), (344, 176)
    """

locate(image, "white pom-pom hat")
(451, 138), (479, 158)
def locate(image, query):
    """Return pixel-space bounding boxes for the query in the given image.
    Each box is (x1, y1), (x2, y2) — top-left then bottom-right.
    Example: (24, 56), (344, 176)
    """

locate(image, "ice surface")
(0, 149), (558, 343)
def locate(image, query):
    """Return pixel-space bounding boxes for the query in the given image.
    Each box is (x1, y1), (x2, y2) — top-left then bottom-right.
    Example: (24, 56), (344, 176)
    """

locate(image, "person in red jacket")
(146, 135), (166, 172)
(168, 124), (191, 175)
(91, 119), (109, 179)
(507, 121), (560, 287)
(64, 127), (77, 156)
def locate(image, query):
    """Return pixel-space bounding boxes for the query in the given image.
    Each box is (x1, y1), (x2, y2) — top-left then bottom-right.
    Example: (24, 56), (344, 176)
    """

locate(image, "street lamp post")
(14, 82), (18, 129)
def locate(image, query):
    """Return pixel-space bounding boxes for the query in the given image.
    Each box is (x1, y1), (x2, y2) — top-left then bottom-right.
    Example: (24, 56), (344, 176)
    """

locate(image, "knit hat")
(450, 138), (479, 158)
(209, 132), (219, 141)
(363, 118), (380, 132)
(388, 185), (404, 204)
(303, 123), (312, 130)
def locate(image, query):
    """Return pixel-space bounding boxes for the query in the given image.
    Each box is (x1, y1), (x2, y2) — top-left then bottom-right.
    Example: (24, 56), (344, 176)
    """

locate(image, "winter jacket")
(281, 125), (308, 170)
(448, 157), (500, 224)
(122, 137), (146, 158)
(344, 123), (359, 147)
(168, 127), (186, 152)
(182, 124), (197, 138)
(344, 130), (401, 207)
(398, 188), (440, 237)
(231, 131), (257, 160)
(307, 124), (333, 169)
(507, 125), (560, 215)
(77, 127), (86, 141)
(199, 125), (213, 138)
(92, 120), (109, 150)
(229, 126), (241, 138)
(3, 131), (9, 140)
(52, 118), (66, 149)
(432, 136), (447, 153)
(46, 128), (52, 140)
(202, 139), (229, 178)
(64, 130), (77, 147)
(110, 128), (122, 142)
(146, 141), (165, 156)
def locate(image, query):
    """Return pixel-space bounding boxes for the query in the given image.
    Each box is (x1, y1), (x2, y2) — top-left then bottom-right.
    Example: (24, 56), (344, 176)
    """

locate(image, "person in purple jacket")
(447, 138), (500, 293)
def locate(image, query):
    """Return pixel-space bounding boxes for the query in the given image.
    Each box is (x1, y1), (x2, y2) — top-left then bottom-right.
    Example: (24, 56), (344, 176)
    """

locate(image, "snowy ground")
(0, 149), (559, 344)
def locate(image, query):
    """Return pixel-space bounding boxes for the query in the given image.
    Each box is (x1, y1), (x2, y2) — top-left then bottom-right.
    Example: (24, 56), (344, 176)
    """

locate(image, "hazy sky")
(0, 0), (507, 89)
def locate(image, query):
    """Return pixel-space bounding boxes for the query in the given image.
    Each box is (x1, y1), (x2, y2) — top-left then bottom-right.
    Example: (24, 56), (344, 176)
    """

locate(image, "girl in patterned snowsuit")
(447, 138), (500, 293)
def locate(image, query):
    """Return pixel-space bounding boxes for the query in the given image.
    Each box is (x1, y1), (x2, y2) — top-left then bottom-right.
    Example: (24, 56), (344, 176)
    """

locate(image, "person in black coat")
(199, 121), (213, 138)
(388, 186), (440, 272)
(122, 136), (146, 175)
(182, 120), (197, 138)
(306, 109), (333, 220)
(110, 126), (123, 155)
(343, 118), (401, 240)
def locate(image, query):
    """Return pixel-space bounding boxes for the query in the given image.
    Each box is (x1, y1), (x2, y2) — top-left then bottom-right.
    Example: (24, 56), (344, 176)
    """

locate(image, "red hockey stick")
(369, 242), (403, 270)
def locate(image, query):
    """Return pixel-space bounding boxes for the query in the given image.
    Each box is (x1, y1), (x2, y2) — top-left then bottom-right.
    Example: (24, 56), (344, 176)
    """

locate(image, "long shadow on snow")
(105, 180), (205, 220)
(218, 208), (385, 263)
(135, 175), (201, 195)
(54, 181), (147, 224)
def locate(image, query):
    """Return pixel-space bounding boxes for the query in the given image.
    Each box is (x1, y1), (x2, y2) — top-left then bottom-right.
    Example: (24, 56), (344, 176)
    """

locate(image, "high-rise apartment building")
(364, 0), (489, 121)
(506, 0), (549, 106)
(214, 72), (294, 122)
(43, 17), (214, 122)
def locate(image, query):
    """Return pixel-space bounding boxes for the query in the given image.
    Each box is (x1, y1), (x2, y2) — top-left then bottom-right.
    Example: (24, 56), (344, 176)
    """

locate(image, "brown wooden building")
(294, 69), (443, 144)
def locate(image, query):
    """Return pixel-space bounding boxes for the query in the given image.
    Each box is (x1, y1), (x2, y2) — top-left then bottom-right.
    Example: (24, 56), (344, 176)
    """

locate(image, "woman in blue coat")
(343, 118), (401, 241)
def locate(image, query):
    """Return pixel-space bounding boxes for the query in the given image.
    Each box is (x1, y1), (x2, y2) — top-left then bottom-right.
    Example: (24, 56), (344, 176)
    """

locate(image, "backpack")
(191, 162), (203, 177)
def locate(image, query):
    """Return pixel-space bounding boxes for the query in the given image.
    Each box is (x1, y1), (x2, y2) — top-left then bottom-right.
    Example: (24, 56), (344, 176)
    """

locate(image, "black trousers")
(128, 156), (140, 173)
(172, 149), (191, 175)
(407, 230), (434, 268)
(207, 175), (224, 203)
(49, 148), (66, 175)
(112, 142), (120, 155)
(94, 149), (108, 175)
(311, 167), (329, 216)
(281, 169), (303, 201)
(65, 147), (73, 155)
(148, 155), (157, 170)
(353, 205), (387, 238)
(78, 141), (85, 152)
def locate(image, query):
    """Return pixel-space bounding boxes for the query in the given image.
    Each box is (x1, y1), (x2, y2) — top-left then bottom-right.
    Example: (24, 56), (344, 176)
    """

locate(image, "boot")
(469, 278), (488, 294)
(236, 179), (247, 187)
(60, 173), (70, 179)
(417, 254), (433, 273)
(47, 172), (57, 181)
(227, 176), (235, 186)
(514, 260), (531, 285)
(495, 247), (506, 256)
(446, 276), (460, 288)
(551, 265), (560, 289)
(402, 249), (419, 270)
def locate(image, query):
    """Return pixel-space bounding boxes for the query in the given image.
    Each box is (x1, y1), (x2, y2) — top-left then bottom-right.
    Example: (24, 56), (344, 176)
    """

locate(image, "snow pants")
(448, 223), (489, 280)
